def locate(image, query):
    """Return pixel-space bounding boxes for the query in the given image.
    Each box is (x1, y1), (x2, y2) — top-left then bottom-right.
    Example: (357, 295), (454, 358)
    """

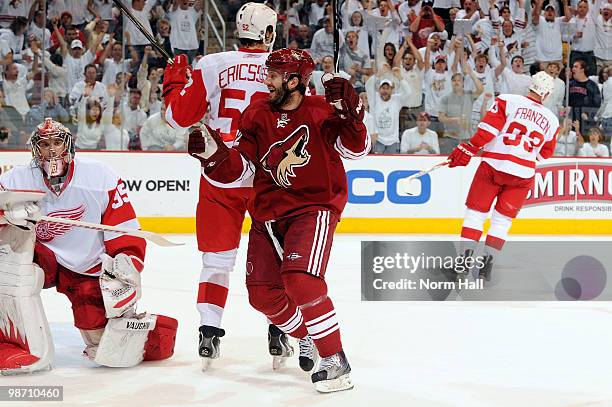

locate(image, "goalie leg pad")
(143, 315), (178, 361)
(56, 268), (106, 330)
(0, 226), (54, 375)
(94, 314), (157, 367)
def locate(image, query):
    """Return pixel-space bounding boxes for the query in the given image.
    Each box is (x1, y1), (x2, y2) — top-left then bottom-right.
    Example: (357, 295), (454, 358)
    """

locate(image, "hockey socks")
(283, 272), (342, 358)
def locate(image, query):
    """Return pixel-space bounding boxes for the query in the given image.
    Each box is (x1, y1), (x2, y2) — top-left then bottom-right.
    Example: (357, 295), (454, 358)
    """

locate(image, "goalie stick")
(0, 189), (182, 247)
(36, 215), (183, 247)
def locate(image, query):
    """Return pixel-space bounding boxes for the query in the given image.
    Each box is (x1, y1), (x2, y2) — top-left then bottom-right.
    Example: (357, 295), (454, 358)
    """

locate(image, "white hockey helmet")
(236, 2), (277, 49)
(529, 71), (555, 101)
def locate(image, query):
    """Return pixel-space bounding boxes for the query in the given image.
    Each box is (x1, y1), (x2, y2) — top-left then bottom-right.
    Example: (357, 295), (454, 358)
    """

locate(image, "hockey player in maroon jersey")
(0, 119), (177, 374)
(448, 71), (559, 279)
(187, 48), (370, 392)
(162, 2), (291, 370)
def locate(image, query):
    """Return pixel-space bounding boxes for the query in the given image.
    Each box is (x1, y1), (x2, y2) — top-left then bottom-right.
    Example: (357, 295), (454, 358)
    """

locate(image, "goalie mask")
(29, 118), (75, 178)
(236, 2), (278, 50)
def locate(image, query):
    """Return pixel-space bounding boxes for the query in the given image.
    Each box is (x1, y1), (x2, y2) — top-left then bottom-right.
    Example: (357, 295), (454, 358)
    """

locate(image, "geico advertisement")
(342, 156), (471, 218)
(0, 152), (610, 219)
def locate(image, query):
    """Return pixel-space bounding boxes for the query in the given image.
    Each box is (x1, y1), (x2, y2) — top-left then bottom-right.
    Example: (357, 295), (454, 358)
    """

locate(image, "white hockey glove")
(100, 253), (144, 318)
(1, 201), (42, 227)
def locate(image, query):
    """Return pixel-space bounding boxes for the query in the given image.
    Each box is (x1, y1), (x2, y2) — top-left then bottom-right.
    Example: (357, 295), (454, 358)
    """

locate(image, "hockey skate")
(199, 325), (225, 371)
(311, 350), (353, 393)
(477, 254), (494, 281)
(268, 324), (293, 370)
(454, 248), (474, 276)
(298, 336), (318, 372)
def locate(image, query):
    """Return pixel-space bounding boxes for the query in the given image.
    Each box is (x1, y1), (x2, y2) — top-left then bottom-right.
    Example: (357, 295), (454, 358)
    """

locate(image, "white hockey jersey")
(165, 48), (270, 142)
(473, 94), (560, 178)
(0, 157), (145, 275)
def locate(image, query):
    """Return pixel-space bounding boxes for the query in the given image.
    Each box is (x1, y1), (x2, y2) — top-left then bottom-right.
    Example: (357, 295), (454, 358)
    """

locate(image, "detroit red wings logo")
(35, 205), (86, 242)
(261, 125), (311, 188)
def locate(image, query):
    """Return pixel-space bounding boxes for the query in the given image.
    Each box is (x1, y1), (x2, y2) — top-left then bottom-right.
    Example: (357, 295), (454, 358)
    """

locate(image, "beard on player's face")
(269, 83), (286, 105)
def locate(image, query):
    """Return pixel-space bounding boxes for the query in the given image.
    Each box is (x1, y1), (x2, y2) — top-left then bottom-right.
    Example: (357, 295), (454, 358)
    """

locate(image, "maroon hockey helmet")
(265, 48), (315, 86)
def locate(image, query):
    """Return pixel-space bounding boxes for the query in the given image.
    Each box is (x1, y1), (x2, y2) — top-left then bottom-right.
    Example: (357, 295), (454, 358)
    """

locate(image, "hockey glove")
(188, 125), (229, 167)
(0, 201), (41, 228)
(323, 75), (364, 123)
(162, 54), (191, 103)
(100, 253), (144, 318)
(448, 142), (480, 168)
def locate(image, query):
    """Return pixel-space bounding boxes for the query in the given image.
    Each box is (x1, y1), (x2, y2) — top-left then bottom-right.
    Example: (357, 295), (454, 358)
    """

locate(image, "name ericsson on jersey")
(218, 63), (268, 88)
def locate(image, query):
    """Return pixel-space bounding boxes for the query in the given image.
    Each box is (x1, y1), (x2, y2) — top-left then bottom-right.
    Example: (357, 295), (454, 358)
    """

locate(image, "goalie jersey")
(0, 157), (145, 275)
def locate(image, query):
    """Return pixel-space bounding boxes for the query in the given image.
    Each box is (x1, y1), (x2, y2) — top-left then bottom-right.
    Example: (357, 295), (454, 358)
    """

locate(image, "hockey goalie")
(0, 118), (177, 375)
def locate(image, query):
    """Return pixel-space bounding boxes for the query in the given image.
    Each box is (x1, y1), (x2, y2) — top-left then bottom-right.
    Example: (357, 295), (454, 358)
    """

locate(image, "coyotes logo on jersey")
(261, 125), (311, 188)
(35, 204), (86, 242)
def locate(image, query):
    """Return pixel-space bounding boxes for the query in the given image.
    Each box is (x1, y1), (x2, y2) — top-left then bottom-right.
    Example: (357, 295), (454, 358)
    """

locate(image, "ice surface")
(4, 234), (612, 407)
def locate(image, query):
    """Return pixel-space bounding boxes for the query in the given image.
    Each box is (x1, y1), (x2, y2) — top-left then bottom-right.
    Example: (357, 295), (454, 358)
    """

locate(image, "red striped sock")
(302, 297), (342, 358)
(267, 299), (309, 339)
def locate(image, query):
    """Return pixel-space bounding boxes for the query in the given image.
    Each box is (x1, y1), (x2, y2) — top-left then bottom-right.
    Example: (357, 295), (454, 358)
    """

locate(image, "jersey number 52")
(218, 88), (268, 141)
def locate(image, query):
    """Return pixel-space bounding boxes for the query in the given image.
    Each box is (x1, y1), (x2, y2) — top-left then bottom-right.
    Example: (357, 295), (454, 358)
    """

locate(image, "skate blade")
(1, 363), (52, 376)
(272, 355), (289, 370)
(201, 357), (215, 372)
(314, 373), (354, 393)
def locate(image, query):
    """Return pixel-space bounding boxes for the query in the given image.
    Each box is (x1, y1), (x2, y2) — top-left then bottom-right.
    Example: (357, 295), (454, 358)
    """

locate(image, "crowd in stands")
(0, 0), (610, 157)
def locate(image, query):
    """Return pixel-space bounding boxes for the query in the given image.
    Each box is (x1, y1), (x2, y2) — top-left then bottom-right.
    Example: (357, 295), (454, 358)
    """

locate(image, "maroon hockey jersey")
(204, 96), (370, 221)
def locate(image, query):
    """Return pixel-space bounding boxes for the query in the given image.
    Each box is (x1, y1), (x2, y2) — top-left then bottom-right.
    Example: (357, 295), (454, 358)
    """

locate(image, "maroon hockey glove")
(162, 54), (191, 103)
(188, 127), (206, 165)
(448, 142), (479, 168)
(323, 76), (364, 123)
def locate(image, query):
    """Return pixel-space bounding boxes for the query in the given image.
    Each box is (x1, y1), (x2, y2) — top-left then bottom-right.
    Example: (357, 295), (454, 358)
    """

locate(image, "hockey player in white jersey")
(0, 118), (177, 374)
(162, 2), (316, 371)
(447, 71), (560, 279)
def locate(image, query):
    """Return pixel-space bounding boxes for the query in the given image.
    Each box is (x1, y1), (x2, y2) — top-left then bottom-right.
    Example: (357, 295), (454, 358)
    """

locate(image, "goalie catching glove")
(188, 125), (229, 167)
(448, 142), (480, 168)
(323, 75), (364, 123)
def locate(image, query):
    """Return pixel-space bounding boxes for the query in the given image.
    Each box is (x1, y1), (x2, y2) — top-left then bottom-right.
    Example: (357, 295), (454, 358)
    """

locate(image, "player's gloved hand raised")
(188, 125), (228, 166)
(162, 54), (191, 100)
(448, 142), (480, 168)
(323, 75), (364, 123)
(1, 201), (41, 228)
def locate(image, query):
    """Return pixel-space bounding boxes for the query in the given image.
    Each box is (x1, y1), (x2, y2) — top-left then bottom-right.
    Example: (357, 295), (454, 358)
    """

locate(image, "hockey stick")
(0, 189), (182, 247)
(331, 0), (341, 72)
(398, 159), (450, 195)
(37, 215), (183, 247)
(111, 0), (173, 65)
